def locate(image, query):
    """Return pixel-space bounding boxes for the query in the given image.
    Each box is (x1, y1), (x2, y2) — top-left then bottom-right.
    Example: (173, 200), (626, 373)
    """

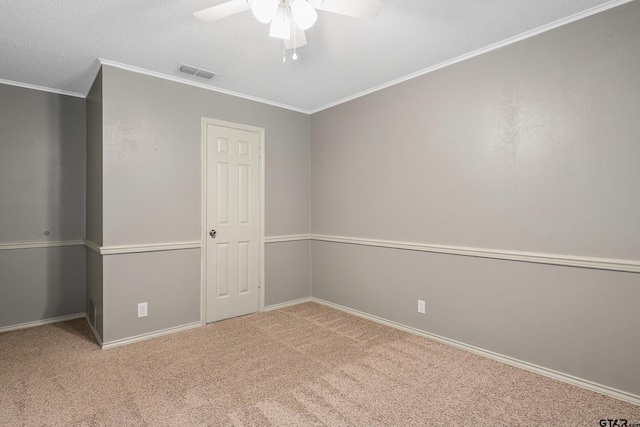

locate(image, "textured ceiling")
(0, 0), (628, 112)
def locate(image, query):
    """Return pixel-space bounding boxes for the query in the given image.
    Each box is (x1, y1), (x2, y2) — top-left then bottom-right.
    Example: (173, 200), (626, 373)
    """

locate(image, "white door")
(204, 119), (262, 323)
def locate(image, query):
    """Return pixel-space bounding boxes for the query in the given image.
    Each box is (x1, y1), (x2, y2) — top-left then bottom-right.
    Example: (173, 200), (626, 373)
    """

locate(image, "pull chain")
(293, 24), (298, 60)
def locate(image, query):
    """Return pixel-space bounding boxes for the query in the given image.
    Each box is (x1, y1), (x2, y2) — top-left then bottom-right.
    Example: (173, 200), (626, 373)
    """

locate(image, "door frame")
(200, 117), (265, 325)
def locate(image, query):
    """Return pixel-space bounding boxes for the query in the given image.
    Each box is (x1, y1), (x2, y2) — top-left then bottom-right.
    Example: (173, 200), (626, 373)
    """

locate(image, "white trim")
(99, 241), (200, 255)
(82, 59), (103, 97)
(77, 232), (640, 273)
(200, 118), (208, 326)
(0, 78), (84, 99)
(98, 59), (309, 114)
(0, 240), (85, 251)
(259, 129), (266, 314)
(252, 233), (640, 273)
(0, 313), (85, 334)
(265, 234), (312, 243)
(200, 118), (266, 325)
(308, 0), (636, 114)
(264, 297), (313, 312)
(83, 239), (200, 255)
(84, 239), (102, 254)
(310, 298), (640, 406)
(100, 322), (201, 350)
(84, 314), (103, 348)
(310, 234), (640, 274)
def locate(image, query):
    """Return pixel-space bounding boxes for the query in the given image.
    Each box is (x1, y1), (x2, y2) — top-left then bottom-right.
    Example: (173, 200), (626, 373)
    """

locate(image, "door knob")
(209, 229), (217, 239)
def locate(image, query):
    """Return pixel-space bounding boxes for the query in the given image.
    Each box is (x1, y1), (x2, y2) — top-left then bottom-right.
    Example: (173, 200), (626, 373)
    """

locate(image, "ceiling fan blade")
(309, 0), (382, 20)
(194, 0), (251, 22)
(285, 26), (307, 49)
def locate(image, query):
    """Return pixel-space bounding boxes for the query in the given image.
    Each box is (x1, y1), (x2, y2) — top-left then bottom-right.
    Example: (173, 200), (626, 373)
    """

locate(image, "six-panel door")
(205, 122), (260, 323)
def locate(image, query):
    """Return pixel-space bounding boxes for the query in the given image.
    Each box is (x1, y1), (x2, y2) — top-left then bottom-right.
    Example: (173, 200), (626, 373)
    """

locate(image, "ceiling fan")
(194, 0), (383, 60)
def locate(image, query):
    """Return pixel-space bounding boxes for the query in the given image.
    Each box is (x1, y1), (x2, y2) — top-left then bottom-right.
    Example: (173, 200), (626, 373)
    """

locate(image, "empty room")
(1, 0), (639, 425)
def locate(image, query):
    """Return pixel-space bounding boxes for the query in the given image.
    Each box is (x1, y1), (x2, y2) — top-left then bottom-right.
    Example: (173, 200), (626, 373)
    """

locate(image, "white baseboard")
(0, 313), (86, 334)
(6, 298), (635, 405)
(100, 321), (202, 350)
(309, 297), (640, 407)
(264, 297), (313, 311)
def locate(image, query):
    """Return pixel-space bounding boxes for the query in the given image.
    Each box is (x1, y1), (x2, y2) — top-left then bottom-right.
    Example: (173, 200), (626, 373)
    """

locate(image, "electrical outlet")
(138, 302), (148, 318)
(418, 299), (426, 314)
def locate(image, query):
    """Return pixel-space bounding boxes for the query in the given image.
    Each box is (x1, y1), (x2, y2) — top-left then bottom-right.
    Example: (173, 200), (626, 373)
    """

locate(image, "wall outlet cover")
(418, 299), (426, 314)
(138, 302), (148, 318)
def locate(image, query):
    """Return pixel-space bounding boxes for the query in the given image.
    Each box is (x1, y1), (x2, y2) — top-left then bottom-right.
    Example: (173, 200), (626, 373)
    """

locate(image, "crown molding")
(96, 59), (311, 114)
(2, 0), (631, 113)
(0, 78), (84, 98)
(81, 58), (104, 96)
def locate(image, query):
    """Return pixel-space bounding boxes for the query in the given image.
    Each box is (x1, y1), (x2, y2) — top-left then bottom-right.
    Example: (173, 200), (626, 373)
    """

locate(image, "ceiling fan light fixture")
(269, 5), (291, 39)
(290, 0), (317, 30)
(251, 0), (279, 23)
(193, 0), (383, 62)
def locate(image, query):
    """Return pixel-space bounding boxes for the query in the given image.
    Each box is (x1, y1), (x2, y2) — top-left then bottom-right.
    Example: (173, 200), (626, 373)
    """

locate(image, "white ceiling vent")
(177, 63), (217, 80)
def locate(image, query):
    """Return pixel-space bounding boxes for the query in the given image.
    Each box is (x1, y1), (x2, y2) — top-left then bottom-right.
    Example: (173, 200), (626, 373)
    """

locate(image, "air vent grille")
(195, 70), (216, 80)
(89, 298), (96, 327)
(178, 65), (198, 76)
(177, 63), (217, 80)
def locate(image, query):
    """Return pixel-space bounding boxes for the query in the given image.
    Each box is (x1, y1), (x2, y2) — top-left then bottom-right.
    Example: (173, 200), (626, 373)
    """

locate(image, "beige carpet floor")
(1, 301), (639, 426)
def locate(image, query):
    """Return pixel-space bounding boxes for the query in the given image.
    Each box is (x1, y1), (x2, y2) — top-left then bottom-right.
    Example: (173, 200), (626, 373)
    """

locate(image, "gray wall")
(311, 2), (640, 260)
(0, 84), (86, 328)
(102, 66), (310, 246)
(86, 69), (103, 246)
(92, 65), (310, 344)
(0, 246), (86, 328)
(86, 249), (103, 338)
(103, 249), (201, 343)
(312, 242), (640, 395)
(0, 84), (86, 243)
(86, 70), (104, 337)
(310, 1), (640, 396)
(265, 240), (311, 306)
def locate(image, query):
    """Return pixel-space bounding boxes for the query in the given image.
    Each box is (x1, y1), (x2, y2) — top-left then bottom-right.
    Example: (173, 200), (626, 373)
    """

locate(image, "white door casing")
(201, 118), (264, 323)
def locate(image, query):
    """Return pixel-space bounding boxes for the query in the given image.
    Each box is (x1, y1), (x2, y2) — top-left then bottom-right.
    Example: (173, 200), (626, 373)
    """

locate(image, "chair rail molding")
(83, 239), (201, 255)
(0, 240), (85, 251)
(265, 234), (312, 243)
(310, 234), (640, 274)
